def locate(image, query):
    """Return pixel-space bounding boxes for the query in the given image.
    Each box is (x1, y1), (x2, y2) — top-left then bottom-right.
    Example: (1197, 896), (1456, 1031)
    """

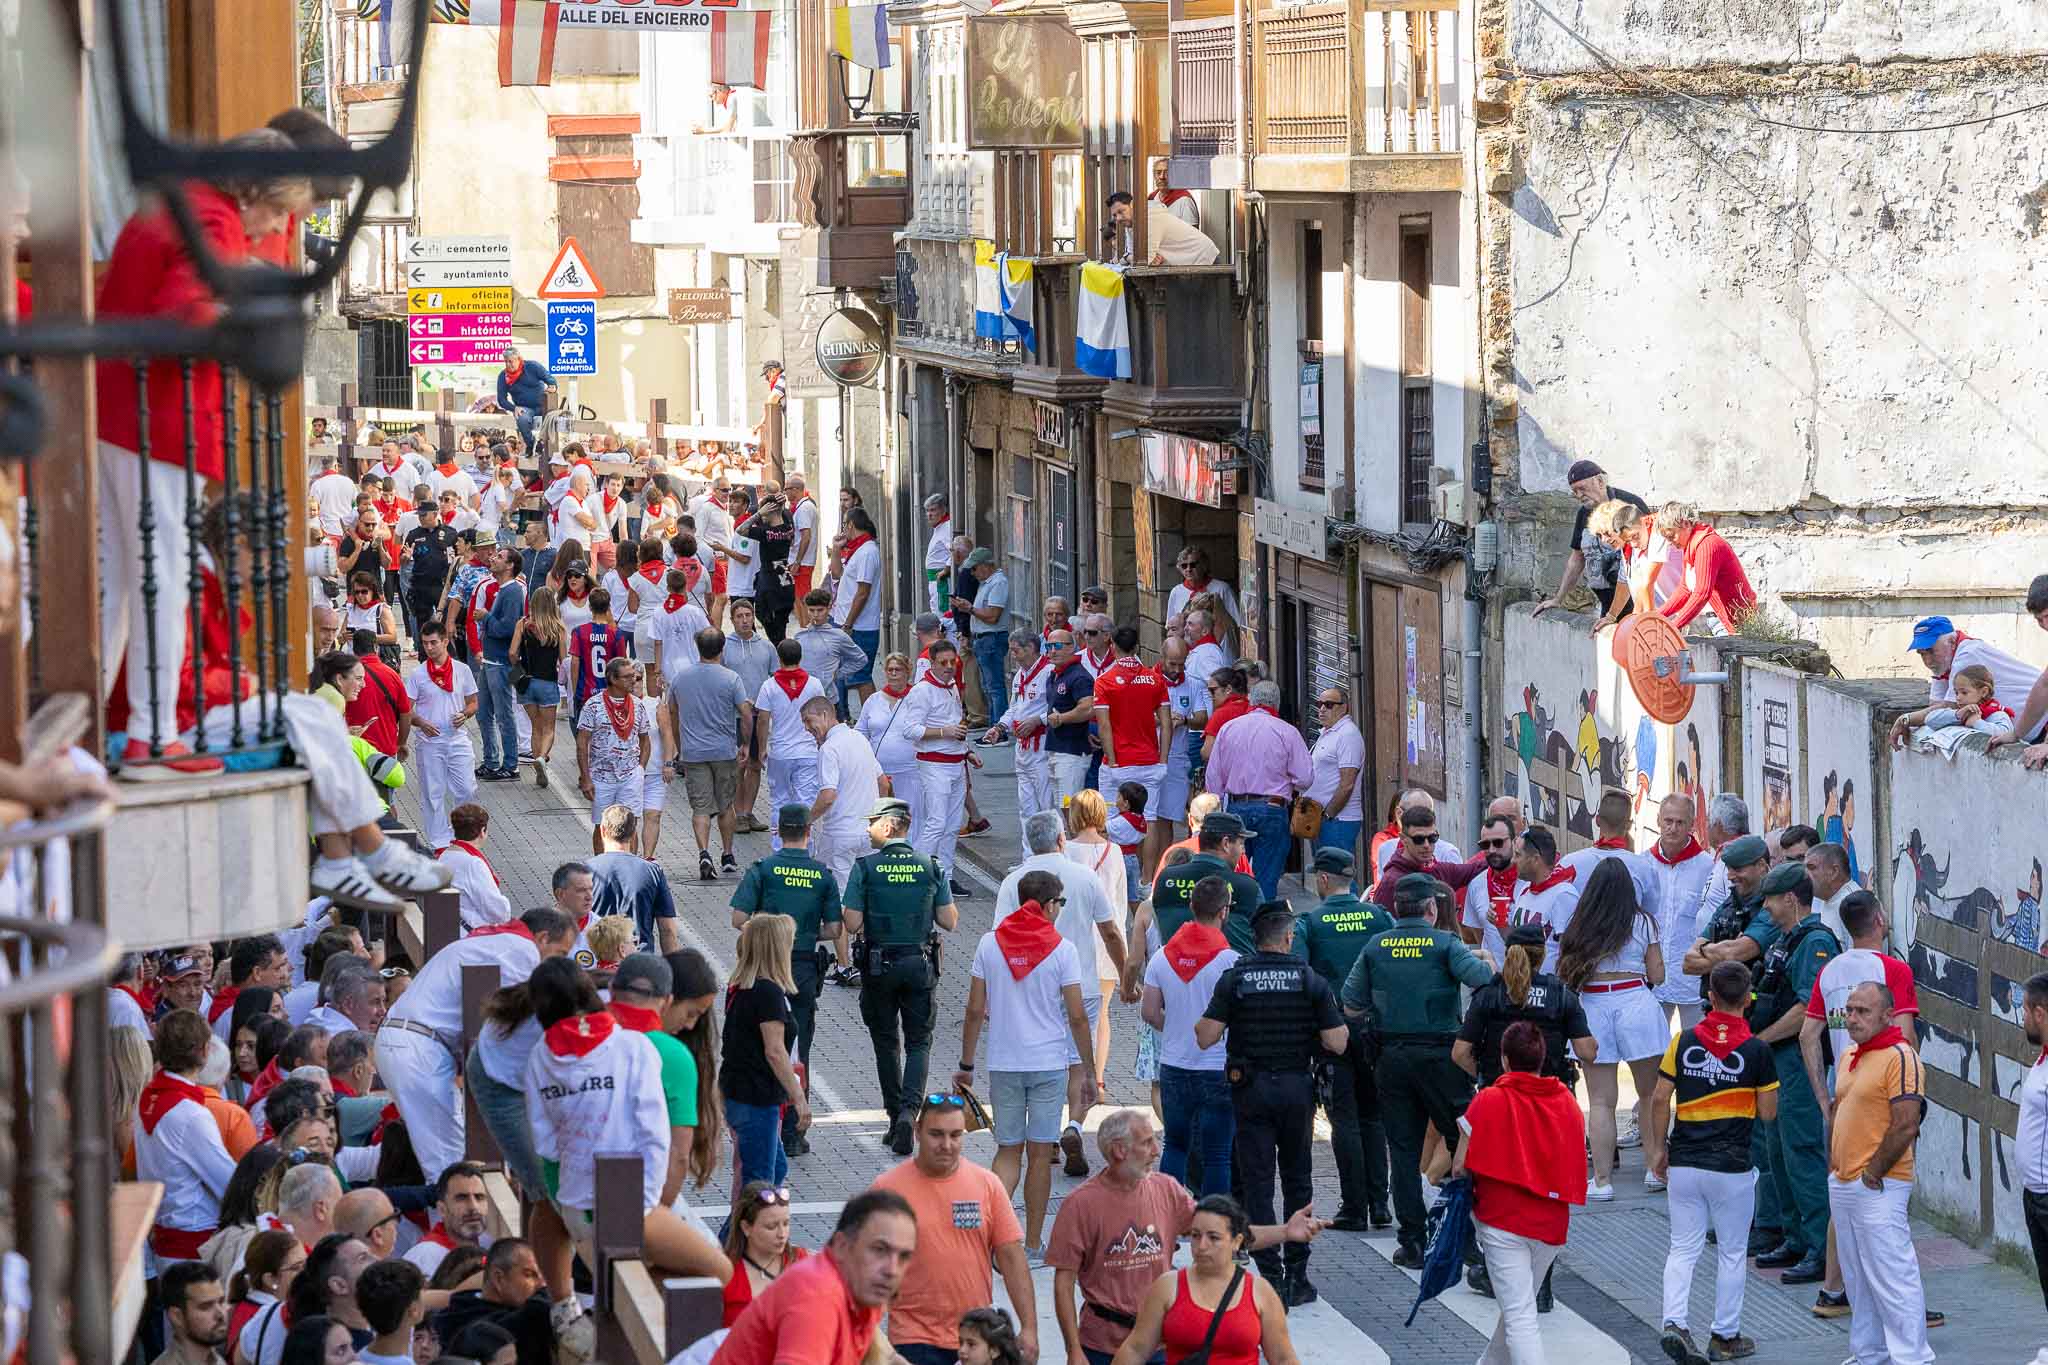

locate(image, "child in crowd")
(957, 1308), (1025, 1365)
(1106, 781), (1150, 909)
(1899, 663), (2016, 737)
(587, 916), (638, 974)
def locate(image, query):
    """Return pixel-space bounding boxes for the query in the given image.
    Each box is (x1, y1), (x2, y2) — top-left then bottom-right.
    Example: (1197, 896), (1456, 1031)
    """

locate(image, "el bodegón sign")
(815, 308), (884, 387)
(965, 18), (1083, 150)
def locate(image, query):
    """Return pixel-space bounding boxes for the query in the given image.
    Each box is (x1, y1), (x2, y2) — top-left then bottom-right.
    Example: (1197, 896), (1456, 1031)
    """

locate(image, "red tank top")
(1161, 1270), (1261, 1365)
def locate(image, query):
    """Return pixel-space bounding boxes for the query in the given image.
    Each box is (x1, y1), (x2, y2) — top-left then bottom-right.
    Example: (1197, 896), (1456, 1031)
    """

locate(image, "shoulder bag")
(1180, 1266), (1247, 1365)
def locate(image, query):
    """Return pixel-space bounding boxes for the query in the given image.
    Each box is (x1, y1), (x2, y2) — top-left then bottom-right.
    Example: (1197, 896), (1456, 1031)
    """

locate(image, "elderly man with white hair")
(556, 462), (601, 552)
(1077, 613), (1115, 678)
(1204, 679), (1312, 900)
(306, 965), (385, 1038)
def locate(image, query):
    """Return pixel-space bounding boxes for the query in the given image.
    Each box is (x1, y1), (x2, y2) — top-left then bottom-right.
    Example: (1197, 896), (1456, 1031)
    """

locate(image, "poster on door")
(1405, 625), (1421, 765)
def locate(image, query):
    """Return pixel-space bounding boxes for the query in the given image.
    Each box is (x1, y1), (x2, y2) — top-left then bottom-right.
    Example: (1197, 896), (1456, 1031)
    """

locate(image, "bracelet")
(959, 1060), (975, 1072)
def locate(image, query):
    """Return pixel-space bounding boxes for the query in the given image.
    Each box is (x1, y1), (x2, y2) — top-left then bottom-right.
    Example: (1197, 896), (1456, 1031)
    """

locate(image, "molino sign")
(815, 308), (885, 387)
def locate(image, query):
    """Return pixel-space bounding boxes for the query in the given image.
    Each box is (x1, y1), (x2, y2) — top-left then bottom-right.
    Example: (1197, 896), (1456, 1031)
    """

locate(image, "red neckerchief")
(1017, 653), (1053, 688)
(425, 655), (456, 693)
(1182, 574), (1210, 593)
(1125, 812), (1149, 835)
(1154, 188), (1195, 206)
(468, 921), (537, 943)
(449, 839), (501, 888)
(419, 1226), (460, 1252)
(1652, 837), (1704, 866)
(436, 462), (459, 477)
(609, 1001), (664, 1033)
(1694, 1009), (1752, 1061)
(505, 359), (524, 383)
(1191, 634), (1219, 649)
(114, 983), (151, 1016)
(1848, 1026), (1906, 1070)
(602, 690), (637, 742)
(1933, 631), (1972, 682)
(638, 560), (666, 585)
(602, 490), (619, 516)
(378, 457), (406, 480)
(564, 580), (591, 604)
(1483, 865), (1516, 930)
(137, 1071), (208, 1136)
(663, 592), (693, 614)
(993, 907), (1065, 980)
(245, 1057), (286, 1107)
(1980, 698), (2017, 720)
(1251, 704), (1279, 717)
(1164, 921), (1230, 982)
(1085, 647), (1112, 672)
(843, 532), (875, 557)
(882, 683), (910, 699)
(772, 667), (812, 702)
(467, 552), (489, 569)
(1593, 836), (1629, 850)
(1527, 865), (1577, 895)
(924, 670), (961, 694)
(544, 1011), (616, 1058)
(373, 496), (403, 523)
(208, 986), (240, 1024)
(330, 1075), (359, 1099)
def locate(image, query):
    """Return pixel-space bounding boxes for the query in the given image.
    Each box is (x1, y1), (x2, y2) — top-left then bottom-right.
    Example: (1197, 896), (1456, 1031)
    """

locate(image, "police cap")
(1760, 862), (1811, 897)
(1720, 834), (1768, 869)
(777, 803), (812, 833)
(1393, 872), (1441, 911)
(1312, 847), (1355, 877)
(868, 797), (912, 823)
(1202, 811), (1256, 840)
(1252, 900), (1295, 932)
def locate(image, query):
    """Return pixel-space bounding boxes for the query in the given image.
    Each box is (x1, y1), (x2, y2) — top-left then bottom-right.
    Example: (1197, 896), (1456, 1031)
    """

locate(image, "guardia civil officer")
(1195, 901), (1350, 1308)
(1343, 871), (1496, 1267)
(730, 803), (845, 1155)
(843, 795), (958, 1156)
(1293, 847), (1395, 1231)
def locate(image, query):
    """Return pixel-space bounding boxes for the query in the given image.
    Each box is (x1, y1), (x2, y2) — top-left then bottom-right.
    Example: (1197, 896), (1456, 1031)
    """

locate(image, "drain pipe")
(1463, 520), (1497, 844)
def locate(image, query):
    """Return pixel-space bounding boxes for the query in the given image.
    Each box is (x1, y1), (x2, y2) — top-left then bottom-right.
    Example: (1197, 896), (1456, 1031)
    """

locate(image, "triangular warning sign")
(536, 236), (606, 301)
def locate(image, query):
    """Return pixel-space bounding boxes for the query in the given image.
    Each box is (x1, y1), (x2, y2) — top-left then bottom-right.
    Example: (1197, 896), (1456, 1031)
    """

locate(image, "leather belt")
(380, 1018), (464, 1066)
(1229, 793), (1288, 807)
(1580, 977), (1648, 994)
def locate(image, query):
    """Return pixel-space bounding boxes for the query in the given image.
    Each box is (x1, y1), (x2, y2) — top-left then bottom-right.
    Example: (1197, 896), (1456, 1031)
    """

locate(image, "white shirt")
(405, 659), (478, 738)
(1810, 947), (1913, 1071)
(793, 498), (819, 567)
(690, 492), (734, 550)
(428, 466), (479, 507)
(404, 1231), (492, 1278)
(478, 479), (520, 532)
(474, 1013), (543, 1090)
(648, 598), (714, 688)
(925, 519), (953, 575)
(1062, 839), (1129, 936)
(310, 471), (361, 537)
(1629, 531), (1686, 609)
(601, 570), (638, 632)
(305, 1003), (367, 1037)
(386, 929), (543, 1036)
(441, 842), (513, 929)
(1144, 944), (1239, 1071)
(993, 852), (1117, 999)
(1305, 716), (1365, 819)
(109, 986), (151, 1036)
(971, 931), (1084, 1072)
(1512, 868), (1583, 974)
(555, 491), (593, 550)
(236, 1296), (289, 1365)
(756, 673), (827, 762)
(525, 1025), (670, 1213)
(1460, 870), (1524, 967)
(816, 724), (883, 846)
(281, 979), (319, 1025)
(368, 453), (433, 494)
(1643, 844), (1716, 1005)
(2020, 1051), (2048, 1194)
(1183, 640), (1227, 698)
(1008, 655), (1054, 754)
(134, 1073), (237, 1233)
(724, 533), (762, 598)
(834, 539), (883, 631)
(895, 677), (966, 757)
(1560, 843), (1653, 909)
(1934, 636), (2045, 738)
(1815, 882), (1855, 944)
(1169, 579), (1242, 636)
(858, 690), (920, 771)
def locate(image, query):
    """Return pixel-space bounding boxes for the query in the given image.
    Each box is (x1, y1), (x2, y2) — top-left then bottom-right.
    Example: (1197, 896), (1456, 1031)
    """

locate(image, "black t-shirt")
(1044, 661), (1095, 755)
(1457, 975), (1592, 1085)
(406, 523), (458, 593)
(721, 976), (795, 1107)
(751, 518), (796, 606)
(1567, 486), (1649, 597)
(1658, 1024), (1778, 1173)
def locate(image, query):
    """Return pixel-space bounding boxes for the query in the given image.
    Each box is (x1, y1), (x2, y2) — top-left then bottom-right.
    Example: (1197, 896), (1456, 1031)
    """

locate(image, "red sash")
(993, 907), (1064, 979)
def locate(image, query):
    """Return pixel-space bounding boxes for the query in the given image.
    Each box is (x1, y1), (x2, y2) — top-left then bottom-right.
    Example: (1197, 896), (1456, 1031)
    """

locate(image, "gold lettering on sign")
(965, 18), (1085, 149)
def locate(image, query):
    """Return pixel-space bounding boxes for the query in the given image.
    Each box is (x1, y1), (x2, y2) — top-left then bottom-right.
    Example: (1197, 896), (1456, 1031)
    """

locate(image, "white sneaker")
(310, 857), (404, 911)
(1643, 1171), (1667, 1193)
(362, 838), (454, 894)
(1587, 1181), (1615, 1202)
(1616, 1118), (1642, 1150)
(551, 1298), (596, 1363)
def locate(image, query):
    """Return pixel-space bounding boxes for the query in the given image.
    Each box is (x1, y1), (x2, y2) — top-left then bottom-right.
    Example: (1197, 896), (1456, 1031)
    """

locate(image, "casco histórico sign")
(815, 307), (885, 387)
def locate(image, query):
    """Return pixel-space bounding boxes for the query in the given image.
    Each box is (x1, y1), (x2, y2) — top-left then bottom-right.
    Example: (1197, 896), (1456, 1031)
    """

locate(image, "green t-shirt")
(646, 1028), (699, 1127)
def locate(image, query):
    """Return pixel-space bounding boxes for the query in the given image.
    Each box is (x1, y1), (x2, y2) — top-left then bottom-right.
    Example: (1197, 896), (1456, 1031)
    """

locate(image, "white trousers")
(765, 754), (819, 851)
(514, 703), (533, 752)
(1661, 1165), (1755, 1337)
(815, 826), (863, 891)
(1662, 1000), (1705, 1036)
(1100, 761), (1166, 818)
(1048, 750), (1092, 804)
(1830, 1176), (1935, 1365)
(882, 763), (922, 847)
(373, 1025), (463, 1181)
(197, 693), (384, 837)
(916, 762), (967, 878)
(414, 733), (477, 849)
(1015, 751), (1055, 857)
(1476, 1219), (1563, 1365)
(97, 443), (192, 744)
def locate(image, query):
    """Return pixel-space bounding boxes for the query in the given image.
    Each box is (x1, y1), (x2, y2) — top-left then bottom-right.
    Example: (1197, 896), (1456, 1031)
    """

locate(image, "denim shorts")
(991, 1068), (1067, 1146)
(465, 1044), (547, 1194)
(520, 677), (562, 706)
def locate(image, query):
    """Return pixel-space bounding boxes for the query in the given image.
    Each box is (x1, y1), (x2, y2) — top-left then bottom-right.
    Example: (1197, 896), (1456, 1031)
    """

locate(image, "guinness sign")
(815, 307), (885, 388)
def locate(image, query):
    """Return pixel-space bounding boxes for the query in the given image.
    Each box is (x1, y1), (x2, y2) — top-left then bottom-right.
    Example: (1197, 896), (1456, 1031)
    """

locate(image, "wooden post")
(422, 888), (461, 959)
(649, 398), (667, 458)
(762, 396), (786, 487)
(591, 1154), (645, 1316)
(436, 389), (456, 459)
(338, 381), (359, 473)
(663, 1281), (727, 1358)
(461, 963), (505, 1168)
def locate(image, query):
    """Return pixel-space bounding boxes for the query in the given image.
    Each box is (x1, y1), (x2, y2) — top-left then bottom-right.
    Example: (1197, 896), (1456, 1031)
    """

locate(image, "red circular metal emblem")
(1612, 613), (1693, 725)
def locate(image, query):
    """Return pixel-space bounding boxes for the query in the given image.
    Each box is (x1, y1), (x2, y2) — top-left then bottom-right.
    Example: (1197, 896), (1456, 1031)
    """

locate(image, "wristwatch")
(959, 1060), (975, 1073)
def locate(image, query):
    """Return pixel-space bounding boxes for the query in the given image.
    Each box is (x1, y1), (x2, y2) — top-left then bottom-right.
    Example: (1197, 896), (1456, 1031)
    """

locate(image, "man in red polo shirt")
(346, 630), (413, 758)
(712, 1187), (915, 1365)
(1092, 625), (1171, 824)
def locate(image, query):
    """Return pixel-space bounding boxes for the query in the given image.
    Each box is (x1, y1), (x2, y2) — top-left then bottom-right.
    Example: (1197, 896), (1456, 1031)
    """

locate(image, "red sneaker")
(118, 737), (225, 780)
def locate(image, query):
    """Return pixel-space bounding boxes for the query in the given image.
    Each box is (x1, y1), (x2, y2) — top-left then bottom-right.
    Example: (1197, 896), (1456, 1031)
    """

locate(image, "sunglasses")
(752, 1187), (792, 1206)
(1479, 837), (1511, 850)
(921, 1092), (967, 1111)
(379, 966), (410, 980)
(1315, 699), (1342, 708)
(1408, 832), (1440, 844)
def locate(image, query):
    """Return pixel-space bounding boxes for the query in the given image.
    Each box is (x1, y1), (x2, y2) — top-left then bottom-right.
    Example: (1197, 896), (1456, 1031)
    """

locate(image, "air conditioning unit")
(1434, 479), (1470, 526)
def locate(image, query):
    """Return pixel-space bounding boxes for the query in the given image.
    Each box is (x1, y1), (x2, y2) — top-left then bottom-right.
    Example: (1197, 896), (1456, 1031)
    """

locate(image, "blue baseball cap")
(1908, 616), (1954, 652)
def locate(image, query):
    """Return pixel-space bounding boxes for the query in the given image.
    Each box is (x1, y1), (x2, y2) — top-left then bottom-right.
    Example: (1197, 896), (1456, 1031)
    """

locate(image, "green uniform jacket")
(1343, 917), (1494, 1036)
(731, 849), (842, 949)
(843, 840), (952, 944)
(1293, 891), (1393, 997)
(1151, 852), (1264, 954)
(1756, 913), (1837, 1041)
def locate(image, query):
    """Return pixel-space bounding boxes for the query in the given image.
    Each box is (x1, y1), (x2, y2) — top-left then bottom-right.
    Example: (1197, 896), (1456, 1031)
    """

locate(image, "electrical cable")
(1525, 0), (2048, 135)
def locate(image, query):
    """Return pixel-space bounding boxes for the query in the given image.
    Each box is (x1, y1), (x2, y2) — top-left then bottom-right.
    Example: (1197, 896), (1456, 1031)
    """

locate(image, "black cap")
(777, 803), (811, 833)
(612, 953), (673, 998)
(1253, 900), (1295, 930)
(1202, 811), (1254, 840)
(1505, 921), (1547, 952)
(1565, 459), (1605, 485)
(1393, 873), (1443, 911)
(1312, 847), (1355, 877)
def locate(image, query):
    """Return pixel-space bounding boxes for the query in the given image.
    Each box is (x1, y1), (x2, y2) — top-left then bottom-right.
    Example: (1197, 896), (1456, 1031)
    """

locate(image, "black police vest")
(1468, 974), (1574, 1084)
(1223, 952), (1321, 1072)
(1749, 919), (1837, 1032)
(1699, 890), (1760, 1001)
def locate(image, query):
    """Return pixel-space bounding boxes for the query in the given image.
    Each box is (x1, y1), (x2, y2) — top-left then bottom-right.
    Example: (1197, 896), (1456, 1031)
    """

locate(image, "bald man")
(337, 1186), (400, 1260)
(1375, 789), (1463, 876)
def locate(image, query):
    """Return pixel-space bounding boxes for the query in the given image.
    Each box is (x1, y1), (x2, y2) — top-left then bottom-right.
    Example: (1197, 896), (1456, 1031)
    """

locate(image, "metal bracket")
(1652, 654), (1728, 686)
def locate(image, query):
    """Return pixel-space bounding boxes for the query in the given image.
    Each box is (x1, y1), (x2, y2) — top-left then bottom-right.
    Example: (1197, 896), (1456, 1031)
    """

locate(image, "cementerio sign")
(815, 307), (885, 387)
(965, 18), (1083, 150)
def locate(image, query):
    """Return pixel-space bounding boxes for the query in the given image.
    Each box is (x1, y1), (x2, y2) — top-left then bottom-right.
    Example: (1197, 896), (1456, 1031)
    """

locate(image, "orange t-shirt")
(205, 1091), (261, 1161)
(711, 1247), (878, 1365)
(1829, 1041), (1923, 1183)
(871, 1159), (1023, 1349)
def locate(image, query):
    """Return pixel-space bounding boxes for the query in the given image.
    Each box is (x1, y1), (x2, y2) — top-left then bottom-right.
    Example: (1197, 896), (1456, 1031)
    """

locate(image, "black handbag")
(1180, 1267), (1246, 1365)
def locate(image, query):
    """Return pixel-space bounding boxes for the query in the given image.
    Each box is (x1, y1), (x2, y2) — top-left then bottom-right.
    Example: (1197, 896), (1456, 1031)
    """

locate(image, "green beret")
(1394, 873), (1442, 908)
(1760, 862), (1812, 896)
(1720, 835), (1768, 869)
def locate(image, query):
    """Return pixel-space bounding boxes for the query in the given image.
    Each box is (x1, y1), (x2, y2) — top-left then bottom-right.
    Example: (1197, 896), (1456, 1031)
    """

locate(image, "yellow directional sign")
(408, 286), (514, 313)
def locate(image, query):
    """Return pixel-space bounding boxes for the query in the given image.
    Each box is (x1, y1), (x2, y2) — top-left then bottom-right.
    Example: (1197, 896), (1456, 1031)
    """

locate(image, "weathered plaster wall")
(1508, 0), (2048, 71)
(1740, 661), (1804, 832)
